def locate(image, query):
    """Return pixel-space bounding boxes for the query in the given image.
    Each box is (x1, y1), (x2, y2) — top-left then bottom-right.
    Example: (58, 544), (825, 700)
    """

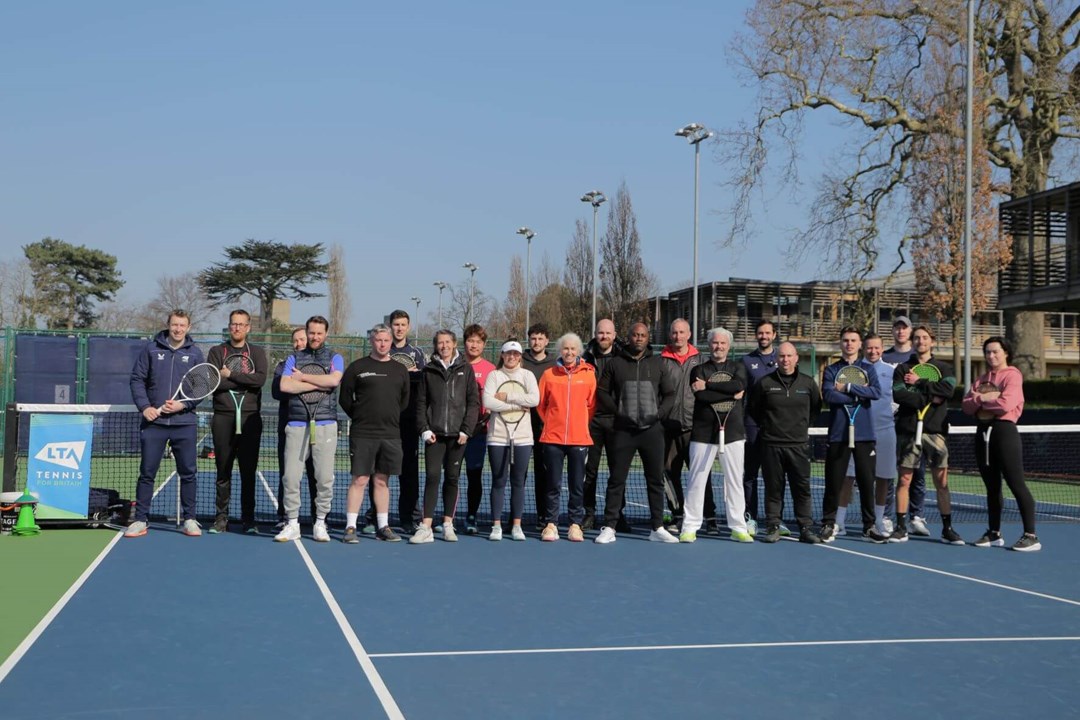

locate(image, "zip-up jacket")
(962, 365), (1024, 424)
(583, 338), (623, 425)
(283, 346), (343, 425)
(867, 358), (897, 432)
(689, 357), (748, 445)
(130, 330), (206, 427)
(741, 347), (779, 441)
(748, 367), (821, 446)
(660, 344), (705, 432)
(598, 345), (676, 431)
(391, 339), (427, 426)
(522, 350), (556, 436)
(821, 357), (881, 443)
(538, 358), (596, 446)
(206, 342), (268, 416)
(416, 352), (479, 438)
(483, 366), (540, 445)
(893, 354), (955, 435)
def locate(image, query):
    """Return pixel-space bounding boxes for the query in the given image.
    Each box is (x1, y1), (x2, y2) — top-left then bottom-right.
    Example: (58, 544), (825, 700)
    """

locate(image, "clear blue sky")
(0, 0), (835, 333)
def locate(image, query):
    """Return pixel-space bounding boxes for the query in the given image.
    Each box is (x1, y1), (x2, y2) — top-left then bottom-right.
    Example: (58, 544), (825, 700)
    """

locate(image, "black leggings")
(423, 437), (466, 520)
(975, 421), (1036, 534)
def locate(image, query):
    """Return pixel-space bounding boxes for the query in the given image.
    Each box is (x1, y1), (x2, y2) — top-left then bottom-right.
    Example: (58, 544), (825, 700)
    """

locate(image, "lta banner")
(26, 414), (94, 519)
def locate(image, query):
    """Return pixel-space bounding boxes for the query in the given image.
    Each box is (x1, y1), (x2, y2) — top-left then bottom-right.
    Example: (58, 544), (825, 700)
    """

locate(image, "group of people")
(123, 309), (1041, 552)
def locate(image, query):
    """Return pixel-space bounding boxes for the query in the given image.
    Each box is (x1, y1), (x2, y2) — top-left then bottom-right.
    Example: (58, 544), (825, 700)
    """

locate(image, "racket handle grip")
(914, 421), (923, 448)
(719, 428), (726, 455)
(848, 425), (855, 449)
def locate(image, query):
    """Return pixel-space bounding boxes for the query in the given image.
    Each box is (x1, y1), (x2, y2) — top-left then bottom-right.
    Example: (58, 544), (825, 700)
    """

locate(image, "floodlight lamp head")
(463, 262), (478, 272)
(433, 281), (448, 290)
(516, 227), (535, 240)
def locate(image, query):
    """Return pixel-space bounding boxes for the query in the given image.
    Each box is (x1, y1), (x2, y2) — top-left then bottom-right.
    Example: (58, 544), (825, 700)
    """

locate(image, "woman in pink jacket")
(961, 336), (1040, 552)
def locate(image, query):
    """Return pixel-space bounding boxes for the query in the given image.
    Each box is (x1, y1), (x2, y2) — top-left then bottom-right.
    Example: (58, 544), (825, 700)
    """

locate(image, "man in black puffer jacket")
(594, 322), (677, 544)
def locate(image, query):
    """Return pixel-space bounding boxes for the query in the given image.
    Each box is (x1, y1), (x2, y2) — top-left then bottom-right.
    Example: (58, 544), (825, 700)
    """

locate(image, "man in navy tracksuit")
(126, 310), (207, 538)
(741, 319), (779, 525)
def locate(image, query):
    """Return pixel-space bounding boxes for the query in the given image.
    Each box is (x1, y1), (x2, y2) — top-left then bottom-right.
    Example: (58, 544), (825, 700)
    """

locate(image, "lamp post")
(675, 123), (714, 345)
(462, 262), (478, 328)
(580, 190), (606, 333)
(410, 296), (421, 340)
(433, 281), (448, 328)
(516, 227), (536, 333)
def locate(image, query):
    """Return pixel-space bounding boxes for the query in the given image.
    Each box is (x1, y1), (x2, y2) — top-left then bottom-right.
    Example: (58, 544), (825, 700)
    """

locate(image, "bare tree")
(445, 278), (493, 334)
(327, 244), (351, 334)
(530, 252), (568, 335)
(600, 182), (658, 335)
(0, 257), (40, 328)
(139, 272), (216, 332)
(563, 218), (593, 337)
(501, 255), (527, 337)
(93, 298), (144, 332)
(723, 0), (1080, 377)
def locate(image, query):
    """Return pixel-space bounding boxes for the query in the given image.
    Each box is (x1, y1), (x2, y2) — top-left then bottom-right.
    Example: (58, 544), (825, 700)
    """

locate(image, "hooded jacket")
(892, 354), (956, 435)
(130, 330), (206, 427)
(583, 337), (623, 425)
(416, 352), (480, 438)
(660, 344), (705, 432)
(538, 358), (596, 446)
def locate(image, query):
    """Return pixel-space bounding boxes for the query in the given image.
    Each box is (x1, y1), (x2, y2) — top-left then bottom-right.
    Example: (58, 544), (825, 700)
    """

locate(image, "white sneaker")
(274, 521), (301, 542)
(124, 520), (148, 538)
(909, 516), (931, 536)
(649, 526), (680, 544)
(488, 525), (503, 541)
(836, 523), (846, 537)
(409, 525), (434, 544)
(744, 513), (757, 537)
(594, 526), (617, 544)
(510, 525), (526, 541)
(442, 522), (458, 542)
(182, 519), (202, 537)
(882, 517), (895, 534)
(312, 520), (330, 542)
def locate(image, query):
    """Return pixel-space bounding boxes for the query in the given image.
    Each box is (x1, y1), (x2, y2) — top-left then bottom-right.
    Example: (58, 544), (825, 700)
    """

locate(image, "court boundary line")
(818, 543), (1080, 606)
(292, 541), (405, 720)
(368, 635), (1080, 659)
(0, 530), (124, 684)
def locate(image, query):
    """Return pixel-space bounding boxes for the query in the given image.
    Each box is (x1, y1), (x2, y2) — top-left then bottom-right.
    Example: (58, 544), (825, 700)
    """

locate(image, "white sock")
(288, 518), (299, 527)
(346, 512), (358, 529)
(874, 505), (885, 524)
(315, 515), (326, 525)
(377, 512), (389, 528)
(835, 506), (847, 527)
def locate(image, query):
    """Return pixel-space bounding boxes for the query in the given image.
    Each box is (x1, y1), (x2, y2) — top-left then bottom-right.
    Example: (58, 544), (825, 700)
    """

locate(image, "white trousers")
(684, 440), (747, 534)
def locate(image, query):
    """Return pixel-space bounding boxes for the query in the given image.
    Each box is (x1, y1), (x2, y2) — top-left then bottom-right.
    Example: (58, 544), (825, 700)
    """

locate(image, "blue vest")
(286, 346), (339, 423)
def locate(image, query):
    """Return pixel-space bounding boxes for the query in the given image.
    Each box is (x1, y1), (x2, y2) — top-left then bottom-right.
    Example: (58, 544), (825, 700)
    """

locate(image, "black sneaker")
(581, 514), (595, 531)
(404, 521), (421, 535)
(862, 527), (889, 544)
(342, 527), (359, 544)
(704, 518), (721, 536)
(615, 516), (633, 534)
(759, 526), (782, 544)
(376, 525), (401, 542)
(242, 522), (259, 535)
(1011, 534), (1042, 552)
(973, 529), (1004, 547)
(941, 527), (965, 545)
(209, 517), (228, 534)
(799, 527), (823, 544)
(819, 523), (836, 544)
(888, 527), (909, 543)
(465, 515), (478, 535)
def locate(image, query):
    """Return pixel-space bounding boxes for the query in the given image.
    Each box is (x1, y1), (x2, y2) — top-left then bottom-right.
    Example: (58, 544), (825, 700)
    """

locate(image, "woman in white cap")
(482, 340), (540, 540)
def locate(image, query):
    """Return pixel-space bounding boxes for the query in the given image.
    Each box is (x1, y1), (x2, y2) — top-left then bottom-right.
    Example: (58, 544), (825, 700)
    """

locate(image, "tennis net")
(5, 403), (1079, 526)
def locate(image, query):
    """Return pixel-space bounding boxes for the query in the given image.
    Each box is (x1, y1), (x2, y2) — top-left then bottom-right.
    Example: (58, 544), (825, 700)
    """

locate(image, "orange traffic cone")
(12, 492), (41, 536)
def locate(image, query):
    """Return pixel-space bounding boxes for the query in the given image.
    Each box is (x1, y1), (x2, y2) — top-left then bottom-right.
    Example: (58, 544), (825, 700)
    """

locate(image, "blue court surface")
(2, 522), (1078, 719)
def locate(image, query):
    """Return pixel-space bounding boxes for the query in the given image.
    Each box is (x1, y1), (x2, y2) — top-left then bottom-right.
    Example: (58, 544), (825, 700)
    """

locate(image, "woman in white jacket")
(482, 340), (540, 541)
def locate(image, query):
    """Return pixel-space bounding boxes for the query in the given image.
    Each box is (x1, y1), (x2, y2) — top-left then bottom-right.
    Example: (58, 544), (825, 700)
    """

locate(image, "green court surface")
(0, 529), (116, 662)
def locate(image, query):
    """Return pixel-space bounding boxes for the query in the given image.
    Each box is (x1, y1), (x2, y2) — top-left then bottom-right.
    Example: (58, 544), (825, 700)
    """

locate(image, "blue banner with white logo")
(26, 414), (93, 519)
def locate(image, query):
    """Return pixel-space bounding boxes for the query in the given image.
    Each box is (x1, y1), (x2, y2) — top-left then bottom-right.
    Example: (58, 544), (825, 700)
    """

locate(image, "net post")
(3, 403), (17, 493)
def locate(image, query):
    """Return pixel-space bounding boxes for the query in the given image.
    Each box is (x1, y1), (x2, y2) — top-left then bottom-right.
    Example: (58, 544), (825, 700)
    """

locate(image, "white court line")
(369, 635), (1080, 659)
(819, 543), (1080, 607)
(0, 530), (124, 685)
(292, 541), (405, 720)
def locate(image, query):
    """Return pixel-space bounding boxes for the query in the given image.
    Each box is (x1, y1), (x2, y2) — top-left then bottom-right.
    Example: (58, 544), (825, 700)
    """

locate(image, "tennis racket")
(910, 363), (942, 447)
(297, 362), (329, 446)
(496, 379), (528, 477)
(224, 351), (253, 435)
(391, 352), (417, 371)
(159, 363), (220, 411)
(836, 365), (869, 449)
(975, 380), (1001, 422)
(708, 371), (736, 454)
(975, 380), (1001, 466)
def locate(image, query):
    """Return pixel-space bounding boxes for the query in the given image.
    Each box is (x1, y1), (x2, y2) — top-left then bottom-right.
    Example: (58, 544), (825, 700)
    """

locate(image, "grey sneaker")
(510, 525), (526, 541)
(442, 522), (458, 542)
(376, 525), (401, 542)
(124, 520), (148, 538)
(342, 527), (360, 544)
(209, 517), (228, 534)
(182, 519), (202, 537)
(1011, 533), (1042, 552)
(409, 525), (434, 544)
(909, 516), (931, 536)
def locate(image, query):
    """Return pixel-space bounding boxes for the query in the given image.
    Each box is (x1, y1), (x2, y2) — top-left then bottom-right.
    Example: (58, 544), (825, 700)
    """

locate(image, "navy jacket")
(821, 358), (881, 443)
(129, 330), (206, 427)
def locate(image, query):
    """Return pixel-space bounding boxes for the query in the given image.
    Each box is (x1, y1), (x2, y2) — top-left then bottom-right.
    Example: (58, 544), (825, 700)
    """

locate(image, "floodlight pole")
(516, 227), (536, 333)
(410, 296), (421, 340)
(433, 281), (449, 328)
(463, 263), (478, 328)
(676, 123), (715, 346)
(581, 191), (606, 334)
(963, 0), (974, 390)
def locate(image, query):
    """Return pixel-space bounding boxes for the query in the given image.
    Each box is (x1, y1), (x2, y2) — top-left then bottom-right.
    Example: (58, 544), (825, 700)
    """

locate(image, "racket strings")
(298, 363), (329, 404)
(225, 353), (253, 373)
(181, 366), (220, 399)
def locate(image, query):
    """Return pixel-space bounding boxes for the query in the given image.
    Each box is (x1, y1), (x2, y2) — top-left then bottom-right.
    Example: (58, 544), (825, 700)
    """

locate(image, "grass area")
(0, 529), (116, 663)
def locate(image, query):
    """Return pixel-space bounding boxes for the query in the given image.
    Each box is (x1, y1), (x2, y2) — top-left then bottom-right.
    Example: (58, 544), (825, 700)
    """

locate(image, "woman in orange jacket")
(537, 332), (596, 542)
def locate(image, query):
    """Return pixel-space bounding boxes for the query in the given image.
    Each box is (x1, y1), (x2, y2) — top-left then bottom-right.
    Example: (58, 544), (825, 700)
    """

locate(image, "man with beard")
(582, 319), (629, 532)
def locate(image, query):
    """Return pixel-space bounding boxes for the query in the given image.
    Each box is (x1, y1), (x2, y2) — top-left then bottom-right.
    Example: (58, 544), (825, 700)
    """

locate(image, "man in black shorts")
(339, 324), (411, 543)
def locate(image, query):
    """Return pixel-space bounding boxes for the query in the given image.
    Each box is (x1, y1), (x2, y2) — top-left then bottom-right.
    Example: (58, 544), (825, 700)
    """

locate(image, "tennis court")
(1, 517), (1078, 718)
